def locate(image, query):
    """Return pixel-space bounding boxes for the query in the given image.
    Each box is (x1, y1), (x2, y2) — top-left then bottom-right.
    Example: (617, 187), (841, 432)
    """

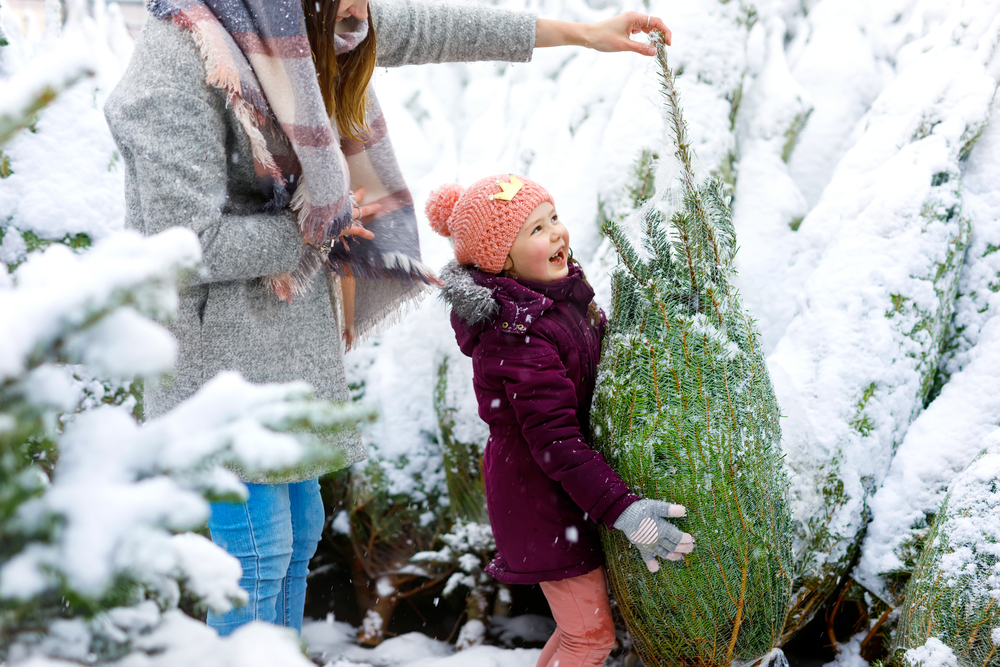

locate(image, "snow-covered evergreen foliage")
(591, 39), (792, 666)
(857, 102), (1000, 608)
(0, 226), (372, 665)
(891, 429), (1000, 666)
(767, 1), (1000, 637)
(0, 38), (372, 664)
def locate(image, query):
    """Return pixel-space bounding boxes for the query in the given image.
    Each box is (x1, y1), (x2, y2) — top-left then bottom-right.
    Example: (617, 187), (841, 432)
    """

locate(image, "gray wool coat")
(105, 0), (536, 483)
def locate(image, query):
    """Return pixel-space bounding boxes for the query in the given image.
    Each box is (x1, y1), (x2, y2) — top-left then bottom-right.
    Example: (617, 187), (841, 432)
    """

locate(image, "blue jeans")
(207, 478), (324, 635)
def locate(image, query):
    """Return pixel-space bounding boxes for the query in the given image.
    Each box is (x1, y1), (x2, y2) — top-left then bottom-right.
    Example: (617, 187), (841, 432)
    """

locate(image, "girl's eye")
(534, 225), (543, 234)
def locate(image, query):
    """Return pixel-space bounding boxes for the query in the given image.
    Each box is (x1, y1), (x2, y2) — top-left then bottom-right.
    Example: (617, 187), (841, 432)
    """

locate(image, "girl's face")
(336, 0), (368, 21)
(503, 202), (570, 283)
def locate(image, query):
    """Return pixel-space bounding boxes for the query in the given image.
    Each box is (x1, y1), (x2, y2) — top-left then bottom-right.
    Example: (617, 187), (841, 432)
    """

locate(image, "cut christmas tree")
(767, 6), (997, 635)
(855, 85), (1000, 611)
(591, 37), (793, 666)
(890, 428), (1000, 667)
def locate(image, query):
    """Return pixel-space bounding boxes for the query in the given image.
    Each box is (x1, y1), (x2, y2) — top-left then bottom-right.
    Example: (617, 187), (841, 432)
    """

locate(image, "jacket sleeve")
(491, 331), (638, 526)
(371, 0), (536, 67)
(104, 23), (304, 286)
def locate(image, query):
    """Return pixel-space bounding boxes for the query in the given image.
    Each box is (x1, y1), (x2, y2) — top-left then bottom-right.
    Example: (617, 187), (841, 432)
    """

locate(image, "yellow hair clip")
(489, 174), (523, 201)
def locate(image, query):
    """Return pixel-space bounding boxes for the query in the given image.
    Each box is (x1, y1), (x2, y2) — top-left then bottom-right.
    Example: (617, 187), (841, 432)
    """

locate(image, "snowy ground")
(5, 0), (1000, 663)
(303, 616), (543, 667)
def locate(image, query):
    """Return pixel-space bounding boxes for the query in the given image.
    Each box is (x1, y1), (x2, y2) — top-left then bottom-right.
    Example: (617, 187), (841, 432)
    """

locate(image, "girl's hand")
(340, 187), (377, 241)
(665, 533), (695, 562)
(613, 499), (692, 572)
(535, 12), (671, 55)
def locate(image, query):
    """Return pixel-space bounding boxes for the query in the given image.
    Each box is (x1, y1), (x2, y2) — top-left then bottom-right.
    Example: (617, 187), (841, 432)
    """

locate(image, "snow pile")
(765, 0), (1000, 633)
(729, 14), (812, 352)
(0, 229), (198, 379)
(902, 639), (959, 667)
(12, 609), (317, 667)
(303, 615), (542, 667)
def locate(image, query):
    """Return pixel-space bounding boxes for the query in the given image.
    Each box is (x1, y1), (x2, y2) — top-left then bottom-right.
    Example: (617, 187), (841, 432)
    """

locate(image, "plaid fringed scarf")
(148, 0), (439, 332)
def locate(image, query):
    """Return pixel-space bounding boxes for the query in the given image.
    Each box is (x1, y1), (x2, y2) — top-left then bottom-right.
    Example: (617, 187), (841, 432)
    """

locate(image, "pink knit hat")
(425, 174), (553, 274)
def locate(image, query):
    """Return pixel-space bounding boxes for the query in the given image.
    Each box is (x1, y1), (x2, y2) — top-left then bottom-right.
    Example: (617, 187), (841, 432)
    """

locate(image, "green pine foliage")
(434, 356), (487, 525)
(591, 37), (793, 666)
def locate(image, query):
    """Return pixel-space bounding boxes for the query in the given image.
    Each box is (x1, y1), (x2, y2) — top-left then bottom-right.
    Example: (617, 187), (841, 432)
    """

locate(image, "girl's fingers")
(674, 534), (695, 553)
(651, 544), (673, 560)
(668, 503), (686, 518)
(665, 552), (684, 561)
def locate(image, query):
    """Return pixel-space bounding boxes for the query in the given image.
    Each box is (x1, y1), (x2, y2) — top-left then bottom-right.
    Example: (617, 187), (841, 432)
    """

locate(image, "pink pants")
(536, 567), (616, 667)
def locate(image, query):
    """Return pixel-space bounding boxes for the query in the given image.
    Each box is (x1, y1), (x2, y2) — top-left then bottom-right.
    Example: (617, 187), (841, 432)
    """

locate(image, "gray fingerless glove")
(614, 499), (684, 572)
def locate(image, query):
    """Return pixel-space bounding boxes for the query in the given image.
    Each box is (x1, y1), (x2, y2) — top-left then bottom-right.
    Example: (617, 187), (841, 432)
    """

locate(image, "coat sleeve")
(104, 22), (304, 286)
(491, 332), (638, 526)
(371, 0), (536, 67)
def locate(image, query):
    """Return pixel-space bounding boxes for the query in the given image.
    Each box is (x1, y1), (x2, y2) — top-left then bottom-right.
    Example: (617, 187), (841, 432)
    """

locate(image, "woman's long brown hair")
(303, 0), (377, 141)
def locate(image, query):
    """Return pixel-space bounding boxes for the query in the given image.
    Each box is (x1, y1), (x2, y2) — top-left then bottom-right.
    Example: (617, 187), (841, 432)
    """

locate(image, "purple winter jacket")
(441, 261), (639, 585)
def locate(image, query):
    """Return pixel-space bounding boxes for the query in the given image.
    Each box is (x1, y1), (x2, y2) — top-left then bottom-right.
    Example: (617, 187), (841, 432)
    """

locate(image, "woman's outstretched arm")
(535, 12), (671, 55)
(371, 0), (671, 68)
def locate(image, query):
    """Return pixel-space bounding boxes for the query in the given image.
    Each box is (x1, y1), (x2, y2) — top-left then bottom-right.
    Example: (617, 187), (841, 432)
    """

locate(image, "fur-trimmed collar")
(439, 261), (500, 326)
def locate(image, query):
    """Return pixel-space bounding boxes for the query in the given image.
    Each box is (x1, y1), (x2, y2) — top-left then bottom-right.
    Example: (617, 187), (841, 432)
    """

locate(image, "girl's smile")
(503, 202), (571, 283)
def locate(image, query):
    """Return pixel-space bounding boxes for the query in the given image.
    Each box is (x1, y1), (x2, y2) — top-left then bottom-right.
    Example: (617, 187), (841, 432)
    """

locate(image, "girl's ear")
(502, 256), (514, 272)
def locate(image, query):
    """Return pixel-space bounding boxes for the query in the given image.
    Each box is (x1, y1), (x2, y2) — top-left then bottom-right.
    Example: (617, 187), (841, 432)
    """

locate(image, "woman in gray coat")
(104, 0), (670, 637)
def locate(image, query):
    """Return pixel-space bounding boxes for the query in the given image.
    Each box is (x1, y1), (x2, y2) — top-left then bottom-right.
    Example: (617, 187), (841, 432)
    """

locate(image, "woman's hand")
(535, 12), (671, 55)
(341, 271), (356, 352)
(339, 187), (377, 241)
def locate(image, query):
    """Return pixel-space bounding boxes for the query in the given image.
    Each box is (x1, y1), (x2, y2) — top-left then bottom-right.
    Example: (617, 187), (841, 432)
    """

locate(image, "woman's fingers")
(355, 201), (381, 220)
(589, 12), (671, 55)
(340, 223), (375, 240)
(642, 17), (671, 44)
(350, 187), (381, 221)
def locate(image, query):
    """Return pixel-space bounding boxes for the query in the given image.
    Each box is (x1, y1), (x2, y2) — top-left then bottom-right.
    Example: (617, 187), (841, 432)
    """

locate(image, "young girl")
(428, 175), (695, 667)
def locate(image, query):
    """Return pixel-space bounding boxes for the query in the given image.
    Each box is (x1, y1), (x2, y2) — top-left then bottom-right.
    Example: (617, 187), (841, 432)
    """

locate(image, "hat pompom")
(425, 183), (465, 237)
